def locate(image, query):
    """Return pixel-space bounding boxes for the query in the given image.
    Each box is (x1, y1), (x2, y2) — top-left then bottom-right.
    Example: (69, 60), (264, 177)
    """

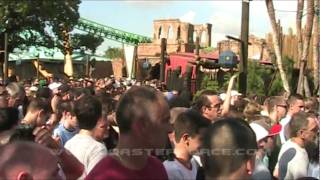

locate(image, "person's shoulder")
(86, 156), (121, 179)
(163, 159), (179, 169)
(148, 155), (165, 166)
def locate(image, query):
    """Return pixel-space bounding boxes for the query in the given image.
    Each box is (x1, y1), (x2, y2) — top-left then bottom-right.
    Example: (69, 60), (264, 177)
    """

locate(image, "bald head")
(202, 118), (257, 179)
(0, 142), (60, 180)
(116, 86), (169, 133)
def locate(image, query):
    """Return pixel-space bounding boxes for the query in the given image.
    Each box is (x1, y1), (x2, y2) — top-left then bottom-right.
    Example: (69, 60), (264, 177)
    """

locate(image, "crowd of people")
(0, 75), (318, 180)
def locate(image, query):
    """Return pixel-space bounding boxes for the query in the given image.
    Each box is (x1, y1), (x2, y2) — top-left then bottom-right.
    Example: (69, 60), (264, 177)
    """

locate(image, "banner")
(124, 45), (137, 79)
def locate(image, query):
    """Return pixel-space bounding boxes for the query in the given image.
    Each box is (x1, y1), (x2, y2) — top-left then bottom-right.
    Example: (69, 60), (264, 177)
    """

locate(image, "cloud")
(179, 11), (196, 23)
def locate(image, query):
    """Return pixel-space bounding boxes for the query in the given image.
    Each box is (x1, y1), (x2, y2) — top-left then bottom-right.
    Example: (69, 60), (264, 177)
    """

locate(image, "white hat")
(48, 82), (62, 90)
(29, 86), (38, 92)
(220, 90), (242, 101)
(231, 90), (242, 96)
(249, 123), (269, 142)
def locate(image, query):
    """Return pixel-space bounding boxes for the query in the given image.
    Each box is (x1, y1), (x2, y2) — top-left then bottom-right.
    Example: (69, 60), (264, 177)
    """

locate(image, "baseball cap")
(48, 82), (62, 90)
(250, 123), (269, 142)
(268, 124), (282, 136)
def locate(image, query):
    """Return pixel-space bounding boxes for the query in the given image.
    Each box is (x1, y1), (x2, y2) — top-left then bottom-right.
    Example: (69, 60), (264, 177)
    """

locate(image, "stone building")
(137, 19), (212, 60)
(217, 35), (273, 62)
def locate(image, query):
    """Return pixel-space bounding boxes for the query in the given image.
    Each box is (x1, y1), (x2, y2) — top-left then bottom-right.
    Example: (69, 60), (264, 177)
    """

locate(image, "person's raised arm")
(221, 74), (238, 116)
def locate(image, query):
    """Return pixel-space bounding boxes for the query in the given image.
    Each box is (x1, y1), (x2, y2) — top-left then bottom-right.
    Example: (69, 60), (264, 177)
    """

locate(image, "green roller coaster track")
(75, 17), (152, 45)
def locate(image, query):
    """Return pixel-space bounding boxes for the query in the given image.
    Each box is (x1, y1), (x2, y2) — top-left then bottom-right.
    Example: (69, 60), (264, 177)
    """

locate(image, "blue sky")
(79, 1), (298, 54)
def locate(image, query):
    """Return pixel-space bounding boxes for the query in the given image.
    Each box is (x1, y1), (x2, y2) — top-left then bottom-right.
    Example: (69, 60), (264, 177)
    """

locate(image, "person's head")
(6, 82), (25, 108)
(174, 109), (210, 155)
(267, 96), (287, 124)
(304, 97), (319, 114)
(243, 101), (262, 122)
(24, 98), (52, 127)
(36, 87), (52, 100)
(60, 100), (77, 129)
(58, 84), (71, 101)
(193, 90), (222, 122)
(116, 86), (171, 149)
(92, 95), (116, 141)
(0, 142), (62, 180)
(0, 107), (19, 133)
(249, 118), (280, 155)
(287, 94), (304, 116)
(289, 112), (319, 144)
(201, 118), (257, 180)
(74, 95), (101, 131)
(168, 107), (188, 146)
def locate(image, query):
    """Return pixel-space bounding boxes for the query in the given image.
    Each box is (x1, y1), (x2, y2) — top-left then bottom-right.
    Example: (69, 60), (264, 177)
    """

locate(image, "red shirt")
(86, 155), (168, 180)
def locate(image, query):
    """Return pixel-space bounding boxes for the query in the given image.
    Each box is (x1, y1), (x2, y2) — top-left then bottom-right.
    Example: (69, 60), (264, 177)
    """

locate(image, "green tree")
(0, 0), (81, 53)
(71, 33), (104, 54)
(104, 47), (124, 59)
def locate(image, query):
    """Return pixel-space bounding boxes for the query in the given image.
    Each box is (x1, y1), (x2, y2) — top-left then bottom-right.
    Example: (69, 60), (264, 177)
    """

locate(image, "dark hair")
(202, 118), (257, 178)
(9, 124), (35, 142)
(116, 86), (160, 134)
(168, 96), (190, 109)
(289, 112), (310, 138)
(174, 109), (210, 142)
(59, 100), (76, 116)
(305, 141), (319, 164)
(192, 90), (217, 111)
(96, 94), (117, 116)
(36, 87), (52, 99)
(287, 94), (304, 106)
(74, 95), (101, 130)
(0, 107), (19, 132)
(27, 97), (52, 114)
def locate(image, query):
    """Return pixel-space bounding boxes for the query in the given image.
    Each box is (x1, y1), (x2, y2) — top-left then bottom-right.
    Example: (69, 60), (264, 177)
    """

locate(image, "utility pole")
(239, 0), (250, 96)
(195, 36), (202, 91)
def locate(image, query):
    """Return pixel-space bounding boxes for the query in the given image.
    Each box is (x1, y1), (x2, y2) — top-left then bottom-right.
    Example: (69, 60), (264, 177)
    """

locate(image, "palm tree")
(265, 0), (291, 94)
(296, 0), (304, 68)
(297, 0), (315, 95)
(312, 0), (319, 92)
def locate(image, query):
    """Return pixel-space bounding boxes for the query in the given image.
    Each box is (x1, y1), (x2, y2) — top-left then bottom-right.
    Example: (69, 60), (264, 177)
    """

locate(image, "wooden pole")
(239, 0), (250, 96)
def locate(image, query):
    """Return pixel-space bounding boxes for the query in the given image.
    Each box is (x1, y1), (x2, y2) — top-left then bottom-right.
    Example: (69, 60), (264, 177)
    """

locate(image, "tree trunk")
(313, 0), (319, 92)
(297, 0), (315, 95)
(304, 75), (311, 97)
(265, 0), (291, 94)
(296, 0), (304, 67)
(63, 29), (73, 77)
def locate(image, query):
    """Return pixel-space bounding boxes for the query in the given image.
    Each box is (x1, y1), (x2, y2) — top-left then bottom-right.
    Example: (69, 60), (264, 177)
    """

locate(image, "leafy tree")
(0, 0), (81, 53)
(71, 33), (104, 54)
(104, 47), (124, 59)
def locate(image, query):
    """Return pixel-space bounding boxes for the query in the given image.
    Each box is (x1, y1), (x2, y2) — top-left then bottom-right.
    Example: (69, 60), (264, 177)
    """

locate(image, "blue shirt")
(53, 123), (78, 146)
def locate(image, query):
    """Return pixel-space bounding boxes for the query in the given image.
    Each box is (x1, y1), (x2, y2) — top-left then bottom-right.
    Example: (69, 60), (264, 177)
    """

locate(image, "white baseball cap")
(249, 123), (269, 142)
(48, 82), (62, 90)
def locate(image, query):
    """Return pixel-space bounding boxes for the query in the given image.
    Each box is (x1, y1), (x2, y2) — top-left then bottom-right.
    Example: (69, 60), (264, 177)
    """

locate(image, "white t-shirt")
(279, 115), (291, 144)
(275, 140), (309, 180)
(163, 158), (199, 180)
(64, 134), (107, 178)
